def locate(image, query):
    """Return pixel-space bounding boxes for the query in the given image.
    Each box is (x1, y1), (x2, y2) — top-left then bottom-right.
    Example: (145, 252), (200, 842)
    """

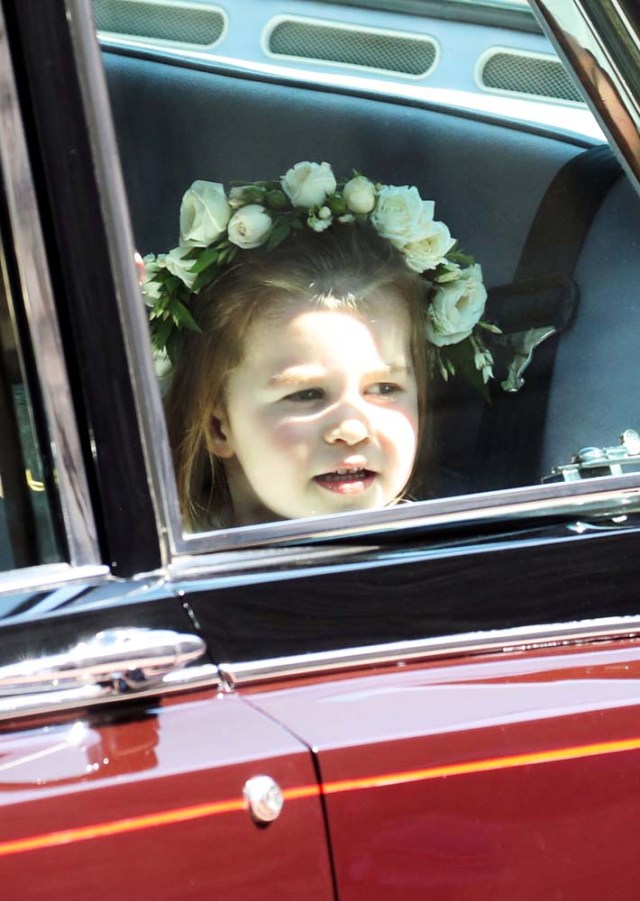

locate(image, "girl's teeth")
(324, 468), (367, 481)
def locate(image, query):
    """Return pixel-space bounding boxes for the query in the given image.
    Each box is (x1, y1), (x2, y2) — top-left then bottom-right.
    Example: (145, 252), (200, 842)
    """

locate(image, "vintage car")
(2, 0), (640, 897)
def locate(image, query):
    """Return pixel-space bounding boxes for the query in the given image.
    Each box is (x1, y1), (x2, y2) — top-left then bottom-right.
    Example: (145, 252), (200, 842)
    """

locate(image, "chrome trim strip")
(0, 663), (220, 722)
(531, 0), (640, 194)
(0, 563), (109, 598)
(167, 544), (372, 582)
(0, 5), (100, 567)
(175, 471), (640, 555)
(98, 36), (603, 140)
(65, 0), (180, 565)
(221, 616), (640, 686)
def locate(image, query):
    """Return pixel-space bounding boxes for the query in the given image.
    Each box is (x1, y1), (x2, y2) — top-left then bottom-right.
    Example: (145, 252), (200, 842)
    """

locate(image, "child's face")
(210, 292), (419, 525)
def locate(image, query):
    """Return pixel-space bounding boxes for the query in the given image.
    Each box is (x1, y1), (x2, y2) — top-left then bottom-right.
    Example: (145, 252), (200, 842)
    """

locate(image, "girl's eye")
(284, 388), (325, 403)
(368, 382), (402, 397)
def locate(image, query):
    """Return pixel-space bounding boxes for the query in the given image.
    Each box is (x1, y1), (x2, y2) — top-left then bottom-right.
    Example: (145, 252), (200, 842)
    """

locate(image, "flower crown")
(142, 161), (498, 390)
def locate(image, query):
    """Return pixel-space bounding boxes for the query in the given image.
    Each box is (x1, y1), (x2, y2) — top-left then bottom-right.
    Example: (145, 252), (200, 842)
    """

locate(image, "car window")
(0, 4), (104, 582)
(0, 211), (62, 572)
(83, 0), (640, 554)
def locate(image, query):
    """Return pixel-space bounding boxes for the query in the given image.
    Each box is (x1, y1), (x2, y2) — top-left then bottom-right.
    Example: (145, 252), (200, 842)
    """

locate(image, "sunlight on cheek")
(269, 418), (320, 455)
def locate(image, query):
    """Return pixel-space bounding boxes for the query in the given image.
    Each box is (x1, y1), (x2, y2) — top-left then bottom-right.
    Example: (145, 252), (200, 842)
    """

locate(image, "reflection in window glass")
(0, 234), (61, 571)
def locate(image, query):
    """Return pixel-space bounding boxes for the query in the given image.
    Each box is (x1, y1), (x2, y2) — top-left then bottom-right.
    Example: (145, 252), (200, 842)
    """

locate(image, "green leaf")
(169, 298), (200, 333)
(217, 245), (237, 266)
(192, 263), (220, 293)
(166, 329), (183, 366)
(189, 247), (220, 274)
(152, 317), (173, 350)
(447, 250), (475, 267)
(441, 339), (490, 402)
(266, 218), (292, 250)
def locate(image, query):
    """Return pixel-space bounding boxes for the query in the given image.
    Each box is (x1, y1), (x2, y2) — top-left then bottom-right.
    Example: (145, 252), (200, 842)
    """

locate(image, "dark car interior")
(102, 38), (640, 506)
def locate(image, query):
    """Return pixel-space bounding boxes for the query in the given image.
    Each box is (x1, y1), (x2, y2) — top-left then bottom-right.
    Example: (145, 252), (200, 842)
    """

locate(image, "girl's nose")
(323, 417), (370, 446)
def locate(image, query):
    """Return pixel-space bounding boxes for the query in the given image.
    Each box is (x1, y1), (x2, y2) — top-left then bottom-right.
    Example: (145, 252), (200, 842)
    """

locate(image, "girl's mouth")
(313, 468), (376, 495)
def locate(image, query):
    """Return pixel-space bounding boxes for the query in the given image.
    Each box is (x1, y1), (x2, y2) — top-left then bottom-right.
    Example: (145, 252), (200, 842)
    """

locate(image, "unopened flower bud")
(265, 189), (288, 210)
(327, 195), (348, 216)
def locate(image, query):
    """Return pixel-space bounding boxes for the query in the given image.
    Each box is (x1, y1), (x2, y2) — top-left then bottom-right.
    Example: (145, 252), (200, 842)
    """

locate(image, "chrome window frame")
(0, 2), (105, 587)
(67, 0), (640, 567)
(531, 0), (640, 196)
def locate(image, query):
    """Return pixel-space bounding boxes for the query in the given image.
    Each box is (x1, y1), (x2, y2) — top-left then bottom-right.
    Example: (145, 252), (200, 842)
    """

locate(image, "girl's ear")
(205, 408), (235, 459)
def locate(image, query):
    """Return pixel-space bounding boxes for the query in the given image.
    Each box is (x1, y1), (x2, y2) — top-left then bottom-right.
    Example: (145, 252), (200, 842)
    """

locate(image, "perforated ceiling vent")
(94, 0), (225, 47)
(478, 49), (583, 104)
(266, 18), (438, 78)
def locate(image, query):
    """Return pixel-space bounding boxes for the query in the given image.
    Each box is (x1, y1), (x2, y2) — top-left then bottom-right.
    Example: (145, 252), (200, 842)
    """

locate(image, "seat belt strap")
(477, 144), (622, 490)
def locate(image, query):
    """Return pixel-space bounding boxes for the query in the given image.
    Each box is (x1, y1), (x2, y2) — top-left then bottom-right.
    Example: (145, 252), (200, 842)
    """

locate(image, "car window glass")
(0, 237), (62, 571)
(93, 0), (640, 541)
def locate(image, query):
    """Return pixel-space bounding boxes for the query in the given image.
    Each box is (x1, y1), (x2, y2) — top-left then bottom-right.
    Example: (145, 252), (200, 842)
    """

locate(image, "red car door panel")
(247, 640), (640, 900)
(0, 689), (333, 900)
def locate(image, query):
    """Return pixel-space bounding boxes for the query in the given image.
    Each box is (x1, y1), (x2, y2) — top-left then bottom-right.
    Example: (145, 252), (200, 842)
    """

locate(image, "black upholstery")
(104, 53), (584, 286)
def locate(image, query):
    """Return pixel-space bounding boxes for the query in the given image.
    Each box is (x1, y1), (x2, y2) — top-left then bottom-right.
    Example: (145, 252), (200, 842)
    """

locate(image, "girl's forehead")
(241, 294), (414, 374)
(253, 288), (412, 332)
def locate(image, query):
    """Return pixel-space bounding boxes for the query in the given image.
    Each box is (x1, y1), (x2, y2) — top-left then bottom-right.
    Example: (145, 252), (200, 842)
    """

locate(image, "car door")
(0, 2), (333, 897)
(3, 0), (640, 899)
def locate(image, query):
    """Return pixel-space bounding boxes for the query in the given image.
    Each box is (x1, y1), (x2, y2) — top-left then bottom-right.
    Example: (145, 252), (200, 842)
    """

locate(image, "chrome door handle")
(0, 627), (207, 696)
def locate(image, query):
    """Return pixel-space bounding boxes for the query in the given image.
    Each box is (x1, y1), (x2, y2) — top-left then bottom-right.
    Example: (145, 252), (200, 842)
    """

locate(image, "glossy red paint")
(246, 639), (640, 900)
(0, 690), (333, 901)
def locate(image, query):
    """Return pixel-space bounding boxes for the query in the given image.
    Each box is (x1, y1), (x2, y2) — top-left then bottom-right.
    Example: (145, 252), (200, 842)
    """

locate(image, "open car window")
(44, 0), (639, 563)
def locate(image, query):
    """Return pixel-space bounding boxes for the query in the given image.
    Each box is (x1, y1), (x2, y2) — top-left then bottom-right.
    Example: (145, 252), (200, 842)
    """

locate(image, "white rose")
(371, 185), (435, 246)
(179, 180), (231, 247)
(401, 220), (456, 273)
(281, 161), (337, 208)
(425, 264), (487, 346)
(227, 204), (272, 248)
(343, 175), (376, 214)
(165, 246), (198, 290)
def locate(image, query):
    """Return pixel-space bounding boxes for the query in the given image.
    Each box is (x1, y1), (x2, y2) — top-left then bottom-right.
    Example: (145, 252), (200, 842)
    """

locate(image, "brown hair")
(164, 224), (430, 530)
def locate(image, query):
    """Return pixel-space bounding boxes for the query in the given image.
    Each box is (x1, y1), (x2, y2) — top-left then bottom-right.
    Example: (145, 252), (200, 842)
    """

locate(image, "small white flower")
(141, 279), (162, 304)
(318, 206), (332, 220)
(426, 264), (487, 347)
(180, 181), (231, 247)
(435, 261), (463, 283)
(307, 213), (332, 232)
(165, 246), (198, 290)
(401, 220), (456, 273)
(338, 213), (355, 224)
(281, 161), (337, 208)
(343, 175), (376, 214)
(228, 186), (250, 208)
(371, 185), (435, 247)
(227, 204), (272, 248)
(472, 338), (495, 383)
(153, 347), (173, 381)
(142, 252), (166, 279)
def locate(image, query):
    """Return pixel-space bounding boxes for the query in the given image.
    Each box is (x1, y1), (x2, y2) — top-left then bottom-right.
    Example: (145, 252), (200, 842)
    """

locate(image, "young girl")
(142, 162), (492, 530)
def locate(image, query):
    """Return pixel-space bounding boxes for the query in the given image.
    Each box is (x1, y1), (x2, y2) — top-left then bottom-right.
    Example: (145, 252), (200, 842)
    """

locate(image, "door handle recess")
(0, 627), (207, 696)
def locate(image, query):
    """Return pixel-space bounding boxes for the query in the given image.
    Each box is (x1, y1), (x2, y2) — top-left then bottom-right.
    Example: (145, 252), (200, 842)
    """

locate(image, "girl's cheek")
(271, 417), (318, 449)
